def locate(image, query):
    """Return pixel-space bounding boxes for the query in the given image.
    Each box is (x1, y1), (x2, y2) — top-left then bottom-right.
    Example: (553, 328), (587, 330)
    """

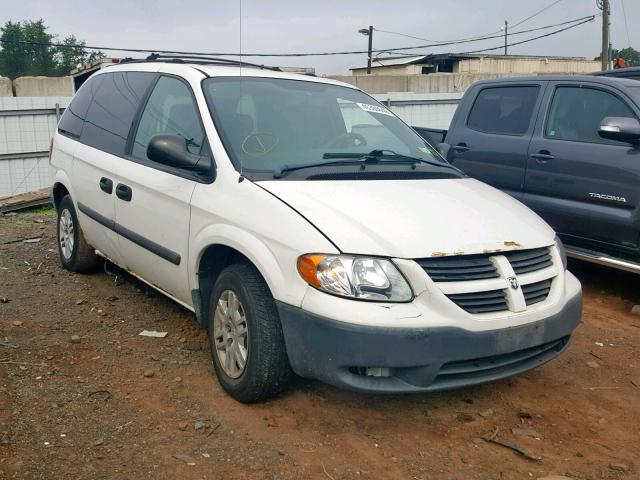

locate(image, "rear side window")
(80, 72), (156, 156)
(132, 76), (205, 161)
(58, 78), (95, 138)
(467, 86), (540, 135)
(545, 86), (636, 145)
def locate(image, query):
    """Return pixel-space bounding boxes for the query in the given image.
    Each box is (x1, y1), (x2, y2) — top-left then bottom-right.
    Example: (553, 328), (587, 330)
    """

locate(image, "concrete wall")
(352, 64), (424, 76)
(12, 76), (74, 97)
(0, 77), (12, 97)
(454, 57), (601, 74)
(330, 73), (508, 94)
(351, 57), (601, 77)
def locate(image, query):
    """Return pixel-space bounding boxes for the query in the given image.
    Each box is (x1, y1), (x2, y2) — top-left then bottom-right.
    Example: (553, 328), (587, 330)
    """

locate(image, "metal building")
(351, 54), (601, 76)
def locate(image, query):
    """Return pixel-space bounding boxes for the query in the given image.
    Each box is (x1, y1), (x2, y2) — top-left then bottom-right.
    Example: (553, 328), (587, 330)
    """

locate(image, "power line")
(374, 15), (596, 59)
(373, 12), (580, 46)
(373, 29), (442, 43)
(375, 0), (564, 44)
(620, 0), (631, 47)
(374, 15), (597, 59)
(0, 15), (596, 59)
(461, 16), (596, 54)
(511, 0), (564, 28)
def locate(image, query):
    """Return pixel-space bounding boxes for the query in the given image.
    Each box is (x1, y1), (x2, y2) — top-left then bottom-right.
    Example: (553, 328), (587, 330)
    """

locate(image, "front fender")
(51, 170), (76, 207)
(189, 223), (307, 308)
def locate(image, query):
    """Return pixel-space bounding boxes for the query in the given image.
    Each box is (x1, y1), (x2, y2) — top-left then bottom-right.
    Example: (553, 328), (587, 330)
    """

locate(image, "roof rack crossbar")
(120, 53), (281, 72)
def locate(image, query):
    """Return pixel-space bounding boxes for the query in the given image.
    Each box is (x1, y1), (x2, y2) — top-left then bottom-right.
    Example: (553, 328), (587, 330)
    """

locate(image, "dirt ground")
(0, 206), (639, 480)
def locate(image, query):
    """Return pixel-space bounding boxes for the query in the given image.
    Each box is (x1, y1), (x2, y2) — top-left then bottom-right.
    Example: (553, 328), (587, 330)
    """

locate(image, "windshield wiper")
(324, 149), (459, 171)
(273, 150), (460, 179)
(273, 158), (372, 178)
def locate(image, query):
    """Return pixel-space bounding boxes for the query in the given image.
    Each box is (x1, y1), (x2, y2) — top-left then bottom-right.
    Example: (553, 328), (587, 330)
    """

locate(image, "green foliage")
(612, 47), (640, 67)
(0, 21), (26, 79)
(595, 46), (640, 66)
(0, 19), (104, 79)
(19, 203), (56, 217)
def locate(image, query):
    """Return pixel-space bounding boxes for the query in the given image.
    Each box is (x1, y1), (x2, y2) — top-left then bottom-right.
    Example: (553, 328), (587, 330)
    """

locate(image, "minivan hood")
(259, 178), (555, 258)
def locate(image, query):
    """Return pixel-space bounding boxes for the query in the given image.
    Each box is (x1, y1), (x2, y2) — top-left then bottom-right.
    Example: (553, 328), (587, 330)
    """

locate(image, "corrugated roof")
(350, 53), (592, 70)
(366, 55), (427, 68)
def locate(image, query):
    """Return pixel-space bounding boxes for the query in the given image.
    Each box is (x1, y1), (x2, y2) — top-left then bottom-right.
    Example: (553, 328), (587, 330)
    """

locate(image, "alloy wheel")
(59, 209), (75, 260)
(213, 290), (249, 378)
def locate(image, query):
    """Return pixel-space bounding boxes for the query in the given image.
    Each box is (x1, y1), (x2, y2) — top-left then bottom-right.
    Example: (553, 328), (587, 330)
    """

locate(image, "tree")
(21, 19), (56, 76)
(595, 46), (640, 67)
(55, 35), (103, 76)
(0, 21), (26, 79)
(0, 20), (103, 79)
(612, 47), (640, 67)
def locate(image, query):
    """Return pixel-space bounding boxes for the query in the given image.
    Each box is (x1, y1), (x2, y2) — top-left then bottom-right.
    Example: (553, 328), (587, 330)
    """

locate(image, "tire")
(207, 263), (292, 403)
(57, 195), (99, 273)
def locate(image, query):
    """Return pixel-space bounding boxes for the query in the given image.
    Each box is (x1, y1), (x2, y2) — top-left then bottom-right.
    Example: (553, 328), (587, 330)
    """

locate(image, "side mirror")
(598, 117), (640, 145)
(437, 142), (451, 159)
(147, 134), (210, 173)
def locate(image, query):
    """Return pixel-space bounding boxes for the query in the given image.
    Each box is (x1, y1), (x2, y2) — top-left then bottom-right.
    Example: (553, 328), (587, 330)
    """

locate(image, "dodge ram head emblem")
(508, 277), (519, 290)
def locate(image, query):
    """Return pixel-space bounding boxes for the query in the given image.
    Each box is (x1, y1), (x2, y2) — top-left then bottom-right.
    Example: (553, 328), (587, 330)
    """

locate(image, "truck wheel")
(57, 195), (99, 273)
(207, 263), (292, 403)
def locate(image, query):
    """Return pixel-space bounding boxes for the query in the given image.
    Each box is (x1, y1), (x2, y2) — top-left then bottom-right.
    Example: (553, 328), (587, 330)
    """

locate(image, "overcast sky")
(5, 0), (639, 74)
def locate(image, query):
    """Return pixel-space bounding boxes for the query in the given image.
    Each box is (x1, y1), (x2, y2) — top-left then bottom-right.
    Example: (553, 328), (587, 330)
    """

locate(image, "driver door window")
(545, 86), (636, 145)
(132, 76), (206, 162)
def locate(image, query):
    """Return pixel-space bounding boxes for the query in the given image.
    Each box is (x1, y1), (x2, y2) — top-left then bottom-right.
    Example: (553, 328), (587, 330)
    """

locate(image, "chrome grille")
(415, 255), (498, 282)
(522, 279), (552, 306)
(417, 247), (552, 282)
(420, 246), (556, 315)
(446, 289), (507, 314)
(503, 247), (552, 274)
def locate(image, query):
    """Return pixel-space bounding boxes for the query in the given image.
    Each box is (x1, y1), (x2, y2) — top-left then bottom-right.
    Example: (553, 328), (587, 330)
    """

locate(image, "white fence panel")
(372, 92), (463, 130)
(0, 96), (71, 197)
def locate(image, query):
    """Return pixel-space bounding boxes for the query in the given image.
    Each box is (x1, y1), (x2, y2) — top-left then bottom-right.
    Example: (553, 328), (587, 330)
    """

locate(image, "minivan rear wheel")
(207, 263), (292, 403)
(57, 195), (99, 272)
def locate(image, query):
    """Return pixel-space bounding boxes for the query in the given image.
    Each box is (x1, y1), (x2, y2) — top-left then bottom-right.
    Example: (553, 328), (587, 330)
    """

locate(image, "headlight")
(297, 254), (413, 302)
(555, 236), (567, 270)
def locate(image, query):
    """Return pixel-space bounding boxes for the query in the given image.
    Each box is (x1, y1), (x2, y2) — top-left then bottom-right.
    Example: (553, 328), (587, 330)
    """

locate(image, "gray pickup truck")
(415, 74), (640, 273)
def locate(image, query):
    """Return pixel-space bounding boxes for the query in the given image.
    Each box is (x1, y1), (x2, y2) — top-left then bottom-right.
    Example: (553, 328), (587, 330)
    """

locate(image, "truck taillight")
(48, 138), (54, 163)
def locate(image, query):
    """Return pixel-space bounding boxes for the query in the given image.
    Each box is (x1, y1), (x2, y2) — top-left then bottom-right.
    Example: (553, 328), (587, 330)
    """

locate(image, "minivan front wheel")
(207, 263), (291, 403)
(213, 289), (249, 379)
(57, 195), (99, 272)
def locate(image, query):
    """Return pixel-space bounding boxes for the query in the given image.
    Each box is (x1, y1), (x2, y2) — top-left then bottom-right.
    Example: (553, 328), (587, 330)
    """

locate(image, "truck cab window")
(467, 86), (539, 135)
(545, 86), (636, 145)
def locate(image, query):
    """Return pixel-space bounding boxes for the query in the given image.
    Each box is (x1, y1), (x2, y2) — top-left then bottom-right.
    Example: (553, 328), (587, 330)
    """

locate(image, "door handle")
(115, 183), (132, 202)
(452, 143), (470, 153)
(530, 151), (555, 162)
(99, 177), (113, 194)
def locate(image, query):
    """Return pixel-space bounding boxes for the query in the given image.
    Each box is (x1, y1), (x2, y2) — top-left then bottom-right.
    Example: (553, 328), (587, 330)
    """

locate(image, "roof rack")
(119, 53), (281, 72)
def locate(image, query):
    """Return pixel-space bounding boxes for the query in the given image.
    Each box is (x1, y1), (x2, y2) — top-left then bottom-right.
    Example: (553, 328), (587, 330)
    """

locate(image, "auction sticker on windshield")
(356, 102), (394, 116)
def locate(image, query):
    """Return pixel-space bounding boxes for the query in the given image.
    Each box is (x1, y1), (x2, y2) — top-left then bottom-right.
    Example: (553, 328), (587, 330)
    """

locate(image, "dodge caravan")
(50, 56), (582, 402)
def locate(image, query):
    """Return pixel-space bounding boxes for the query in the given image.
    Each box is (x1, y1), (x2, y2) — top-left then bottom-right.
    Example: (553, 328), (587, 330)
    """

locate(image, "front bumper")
(276, 289), (582, 393)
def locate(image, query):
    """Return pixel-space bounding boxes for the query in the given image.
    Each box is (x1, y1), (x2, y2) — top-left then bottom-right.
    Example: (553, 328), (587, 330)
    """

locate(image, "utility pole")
(367, 25), (373, 74)
(504, 20), (508, 56)
(600, 0), (610, 70)
(358, 26), (374, 74)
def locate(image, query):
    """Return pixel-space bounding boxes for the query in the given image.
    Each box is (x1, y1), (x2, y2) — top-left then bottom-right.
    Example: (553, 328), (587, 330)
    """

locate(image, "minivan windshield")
(202, 77), (457, 179)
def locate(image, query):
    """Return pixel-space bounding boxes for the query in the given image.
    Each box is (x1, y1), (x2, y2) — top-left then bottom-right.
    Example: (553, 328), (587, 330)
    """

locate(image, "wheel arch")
(190, 227), (296, 328)
(51, 171), (75, 211)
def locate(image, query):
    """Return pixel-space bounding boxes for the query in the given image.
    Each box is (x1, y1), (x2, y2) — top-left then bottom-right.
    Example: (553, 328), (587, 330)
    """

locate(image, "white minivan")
(50, 56), (582, 402)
